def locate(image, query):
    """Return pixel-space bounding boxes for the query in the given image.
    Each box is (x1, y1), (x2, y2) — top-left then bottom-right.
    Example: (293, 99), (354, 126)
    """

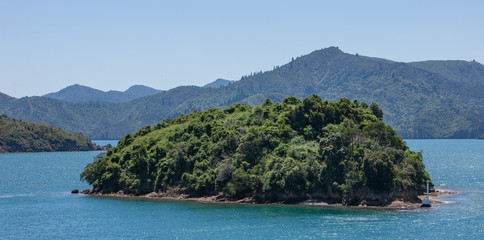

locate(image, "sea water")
(0, 140), (482, 239)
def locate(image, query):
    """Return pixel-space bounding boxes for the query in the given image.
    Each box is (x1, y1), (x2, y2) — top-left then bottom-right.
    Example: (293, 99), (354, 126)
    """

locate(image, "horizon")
(1, 1), (483, 98)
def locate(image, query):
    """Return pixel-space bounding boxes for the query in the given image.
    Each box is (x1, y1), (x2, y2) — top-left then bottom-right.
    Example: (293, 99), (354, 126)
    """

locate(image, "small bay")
(0, 140), (482, 239)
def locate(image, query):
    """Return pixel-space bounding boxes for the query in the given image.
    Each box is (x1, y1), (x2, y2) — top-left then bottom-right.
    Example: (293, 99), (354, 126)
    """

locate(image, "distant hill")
(409, 60), (484, 86)
(171, 47), (484, 139)
(43, 84), (163, 102)
(1, 47), (483, 139)
(0, 115), (107, 153)
(0, 86), (212, 139)
(0, 92), (15, 109)
(124, 85), (163, 97)
(204, 79), (236, 88)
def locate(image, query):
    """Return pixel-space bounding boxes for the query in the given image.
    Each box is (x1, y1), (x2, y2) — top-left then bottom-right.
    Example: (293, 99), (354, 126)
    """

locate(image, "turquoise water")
(0, 140), (482, 239)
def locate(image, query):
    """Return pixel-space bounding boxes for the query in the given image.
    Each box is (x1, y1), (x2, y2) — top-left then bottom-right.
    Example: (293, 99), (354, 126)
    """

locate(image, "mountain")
(203, 78), (236, 88)
(81, 96), (430, 206)
(0, 115), (107, 153)
(171, 47), (484, 139)
(0, 92), (15, 109)
(1, 47), (483, 139)
(409, 60), (484, 86)
(124, 85), (162, 97)
(0, 86), (212, 139)
(43, 84), (163, 102)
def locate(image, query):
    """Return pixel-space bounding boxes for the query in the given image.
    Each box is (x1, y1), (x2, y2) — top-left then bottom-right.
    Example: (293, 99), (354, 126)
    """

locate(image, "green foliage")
(0, 115), (101, 153)
(370, 102), (383, 120)
(81, 96), (432, 205)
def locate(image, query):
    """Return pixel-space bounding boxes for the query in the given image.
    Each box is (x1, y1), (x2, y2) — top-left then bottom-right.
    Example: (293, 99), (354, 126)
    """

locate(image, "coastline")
(75, 188), (456, 209)
(0, 144), (111, 154)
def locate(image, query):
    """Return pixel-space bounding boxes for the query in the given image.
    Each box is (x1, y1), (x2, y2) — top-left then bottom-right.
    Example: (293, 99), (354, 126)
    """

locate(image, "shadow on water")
(85, 193), (414, 215)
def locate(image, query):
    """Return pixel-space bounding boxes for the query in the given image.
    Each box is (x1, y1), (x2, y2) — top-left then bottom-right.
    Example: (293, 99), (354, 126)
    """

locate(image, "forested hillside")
(0, 115), (105, 153)
(0, 86), (211, 139)
(409, 60), (484, 87)
(81, 96), (431, 205)
(1, 47), (483, 139)
(171, 47), (484, 139)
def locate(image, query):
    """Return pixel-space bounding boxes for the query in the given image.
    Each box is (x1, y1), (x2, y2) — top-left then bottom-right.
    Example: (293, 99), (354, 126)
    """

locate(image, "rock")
(81, 189), (91, 194)
(95, 144), (113, 151)
(71, 188), (79, 194)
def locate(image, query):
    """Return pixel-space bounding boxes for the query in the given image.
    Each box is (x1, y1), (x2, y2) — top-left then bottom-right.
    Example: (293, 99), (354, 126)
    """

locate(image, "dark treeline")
(0, 115), (105, 153)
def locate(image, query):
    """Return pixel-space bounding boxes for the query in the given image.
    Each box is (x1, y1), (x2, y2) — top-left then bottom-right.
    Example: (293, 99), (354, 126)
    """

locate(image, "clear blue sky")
(1, 0), (483, 98)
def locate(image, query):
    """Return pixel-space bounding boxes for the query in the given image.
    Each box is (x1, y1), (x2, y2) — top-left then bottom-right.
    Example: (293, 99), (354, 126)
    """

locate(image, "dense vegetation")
(81, 96), (431, 205)
(1, 47), (483, 139)
(0, 115), (105, 153)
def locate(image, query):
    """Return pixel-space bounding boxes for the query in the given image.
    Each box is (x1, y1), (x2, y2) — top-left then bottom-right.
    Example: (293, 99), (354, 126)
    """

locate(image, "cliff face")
(0, 115), (108, 153)
(81, 95), (431, 206)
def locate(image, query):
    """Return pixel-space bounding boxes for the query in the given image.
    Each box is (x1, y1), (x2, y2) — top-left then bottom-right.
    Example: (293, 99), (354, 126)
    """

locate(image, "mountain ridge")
(170, 47), (483, 138)
(1, 47), (483, 139)
(203, 78), (236, 88)
(43, 84), (163, 103)
(409, 60), (484, 86)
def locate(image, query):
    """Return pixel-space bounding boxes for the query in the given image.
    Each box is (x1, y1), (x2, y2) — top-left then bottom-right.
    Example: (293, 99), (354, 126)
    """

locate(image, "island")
(0, 115), (110, 153)
(80, 95), (432, 206)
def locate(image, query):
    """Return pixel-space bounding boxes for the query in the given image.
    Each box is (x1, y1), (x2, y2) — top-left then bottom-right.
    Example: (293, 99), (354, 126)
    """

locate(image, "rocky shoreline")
(71, 188), (456, 209)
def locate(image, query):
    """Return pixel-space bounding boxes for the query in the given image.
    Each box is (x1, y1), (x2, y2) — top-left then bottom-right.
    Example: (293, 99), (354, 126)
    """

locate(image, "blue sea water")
(0, 139), (482, 239)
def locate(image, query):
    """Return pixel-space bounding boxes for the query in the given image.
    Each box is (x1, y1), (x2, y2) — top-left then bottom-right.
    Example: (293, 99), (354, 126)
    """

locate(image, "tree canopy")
(81, 95), (431, 205)
(0, 115), (104, 153)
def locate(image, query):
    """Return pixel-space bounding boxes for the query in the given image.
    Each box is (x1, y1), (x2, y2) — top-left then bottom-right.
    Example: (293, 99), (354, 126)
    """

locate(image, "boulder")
(71, 188), (79, 194)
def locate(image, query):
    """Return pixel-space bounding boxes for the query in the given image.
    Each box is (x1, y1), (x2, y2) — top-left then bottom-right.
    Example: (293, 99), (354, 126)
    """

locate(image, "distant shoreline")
(0, 144), (111, 154)
(75, 188), (456, 209)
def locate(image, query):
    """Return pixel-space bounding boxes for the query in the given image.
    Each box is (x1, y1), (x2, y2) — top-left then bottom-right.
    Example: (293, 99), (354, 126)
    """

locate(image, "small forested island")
(81, 95), (432, 206)
(0, 115), (109, 153)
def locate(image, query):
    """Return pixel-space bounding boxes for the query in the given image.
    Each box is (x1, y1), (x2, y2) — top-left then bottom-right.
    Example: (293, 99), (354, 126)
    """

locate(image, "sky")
(1, 1), (483, 98)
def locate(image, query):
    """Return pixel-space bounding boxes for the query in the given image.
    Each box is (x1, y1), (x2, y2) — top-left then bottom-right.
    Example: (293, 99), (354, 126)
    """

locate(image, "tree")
(370, 102), (383, 120)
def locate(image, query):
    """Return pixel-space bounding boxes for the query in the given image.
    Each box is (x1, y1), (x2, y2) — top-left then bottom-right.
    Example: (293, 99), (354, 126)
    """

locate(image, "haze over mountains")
(1, 47), (483, 139)
(42, 79), (235, 103)
(43, 84), (163, 103)
(203, 79), (235, 88)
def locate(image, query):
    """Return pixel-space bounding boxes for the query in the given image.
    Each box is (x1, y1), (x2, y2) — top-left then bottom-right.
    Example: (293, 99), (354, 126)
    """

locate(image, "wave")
(0, 193), (35, 198)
